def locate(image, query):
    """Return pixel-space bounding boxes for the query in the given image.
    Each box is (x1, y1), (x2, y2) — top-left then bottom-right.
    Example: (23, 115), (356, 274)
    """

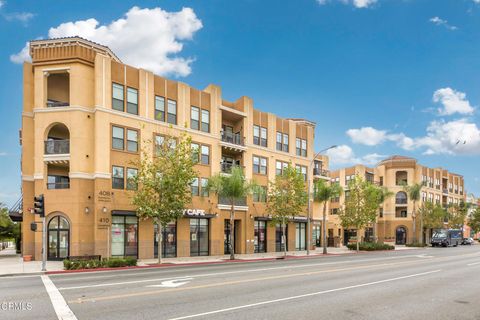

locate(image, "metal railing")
(221, 131), (243, 146)
(443, 188), (449, 194)
(313, 168), (329, 177)
(44, 140), (70, 154)
(218, 195), (247, 206)
(46, 100), (69, 108)
(221, 163), (233, 173)
(47, 182), (70, 190)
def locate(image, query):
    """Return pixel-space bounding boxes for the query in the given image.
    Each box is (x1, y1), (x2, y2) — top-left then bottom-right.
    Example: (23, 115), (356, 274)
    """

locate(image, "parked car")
(461, 238), (474, 245)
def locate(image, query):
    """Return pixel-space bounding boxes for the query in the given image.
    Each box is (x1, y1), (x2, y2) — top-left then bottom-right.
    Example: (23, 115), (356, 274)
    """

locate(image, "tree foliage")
(420, 201), (445, 230)
(447, 202), (468, 229)
(0, 204), (19, 241)
(132, 132), (198, 263)
(338, 175), (384, 251)
(468, 207), (480, 234)
(267, 164), (307, 256)
(206, 166), (260, 260)
(403, 183), (423, 243)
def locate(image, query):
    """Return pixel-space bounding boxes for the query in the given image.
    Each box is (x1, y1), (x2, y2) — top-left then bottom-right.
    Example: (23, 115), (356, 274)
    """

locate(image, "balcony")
(313, 168), (330, 180)
(46, 72), (70, 108)
(47, 100), (69, 108)
(217, 195), (248, 211)
(443, 188), (449, 194)
(221, 163), (234, 174)
(45, 140), (70, 154)
(220, 131), (246, 152)
(47, 181), (70, 190)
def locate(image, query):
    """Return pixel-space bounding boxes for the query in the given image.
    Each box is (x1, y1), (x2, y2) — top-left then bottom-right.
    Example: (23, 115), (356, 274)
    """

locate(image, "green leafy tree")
(0, 204), (19, 242)
(468, 207), (480, 235)
(447, 202), (468, 230)
(267, 165), (307, 257)
(132, 133), (198, 264)
(338, 175), (383, 252)
(421, 202), (447, 241)
(313, 179), (343, 254)
(403, 183), (423, 243)
(207, 166), (260, 260)
(376, 187), (393, 243)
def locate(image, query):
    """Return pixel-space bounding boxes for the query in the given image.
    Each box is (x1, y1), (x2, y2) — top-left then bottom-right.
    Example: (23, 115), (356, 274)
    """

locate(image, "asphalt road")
(1, 246), (480, 320)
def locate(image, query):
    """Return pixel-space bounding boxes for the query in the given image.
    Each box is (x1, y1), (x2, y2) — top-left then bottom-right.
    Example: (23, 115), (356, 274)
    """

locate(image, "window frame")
(167, 99), (177, 125)
(126, 129), (138, 152)
(201, 109), (210, 133)
(112, 126), (125, 150)
(112, 83), (124, 112)
(126, 87), (138, 115)
(191, 177), (199, 196)
(201, 145), (210, 165)
(126, 168), (138, 190)
(112, 166), (125, 189)
(155, 96), (165, 122)
(190, 106), (200, 130)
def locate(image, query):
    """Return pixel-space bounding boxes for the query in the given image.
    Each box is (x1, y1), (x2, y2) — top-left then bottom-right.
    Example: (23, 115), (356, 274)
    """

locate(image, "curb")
(0, 271), (45, 278)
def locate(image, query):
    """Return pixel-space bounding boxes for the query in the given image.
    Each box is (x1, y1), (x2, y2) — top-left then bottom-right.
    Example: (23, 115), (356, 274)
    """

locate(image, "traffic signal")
(34, 194), (45, 217)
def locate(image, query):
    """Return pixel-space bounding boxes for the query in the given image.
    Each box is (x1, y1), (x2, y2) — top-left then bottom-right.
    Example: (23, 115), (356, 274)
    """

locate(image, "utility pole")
(34, 195), (46, 271)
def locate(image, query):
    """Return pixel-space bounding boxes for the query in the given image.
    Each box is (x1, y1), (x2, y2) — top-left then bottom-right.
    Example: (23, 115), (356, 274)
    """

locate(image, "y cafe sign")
(183, 209), (206, 216)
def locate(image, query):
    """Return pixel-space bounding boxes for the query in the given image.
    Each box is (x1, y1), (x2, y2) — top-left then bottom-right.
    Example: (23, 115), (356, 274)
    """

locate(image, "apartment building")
(19, 37), (330, 261)
(331, 156), (466, 245)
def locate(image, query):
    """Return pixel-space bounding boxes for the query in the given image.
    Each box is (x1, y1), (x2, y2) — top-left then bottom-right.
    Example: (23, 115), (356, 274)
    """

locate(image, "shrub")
(406, 242), (427, 247)
(63, 257), (137, 270)
(347, 242), (395, 251)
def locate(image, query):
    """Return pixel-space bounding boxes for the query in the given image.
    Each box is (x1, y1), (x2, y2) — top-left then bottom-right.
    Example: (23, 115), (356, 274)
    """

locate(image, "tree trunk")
(157, 219), (163, 264)
(356, 227), (360, 252)
(230, 200), (235, 260)
(282, 218), (287, 258)
(412, 201), (417, 244)
(419, 212), (424, 245)
(322, 202), (327, 254)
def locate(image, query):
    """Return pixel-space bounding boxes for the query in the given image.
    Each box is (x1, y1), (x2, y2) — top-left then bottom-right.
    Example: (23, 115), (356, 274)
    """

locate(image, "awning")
(8, 210), (23, 222)
(111, 210), (136, 216)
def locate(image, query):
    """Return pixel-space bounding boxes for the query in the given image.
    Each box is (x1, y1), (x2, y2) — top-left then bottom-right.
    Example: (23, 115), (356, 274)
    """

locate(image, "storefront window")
(190, 218), (209, 256)
(312, 225), (321, 247)
(295, 222), (306, 251)
(275, 223), (288, 252)
(254, 220), (267, 253)
(154, 222), (177, 258)
(111, 215), (138, 257)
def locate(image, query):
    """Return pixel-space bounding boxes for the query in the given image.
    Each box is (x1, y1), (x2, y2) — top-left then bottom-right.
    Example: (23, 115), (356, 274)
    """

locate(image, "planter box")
(23, 255), (32, 262)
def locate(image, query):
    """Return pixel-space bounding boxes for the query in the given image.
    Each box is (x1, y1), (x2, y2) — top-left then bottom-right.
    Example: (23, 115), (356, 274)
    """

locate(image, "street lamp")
(306, 145), (337, 255)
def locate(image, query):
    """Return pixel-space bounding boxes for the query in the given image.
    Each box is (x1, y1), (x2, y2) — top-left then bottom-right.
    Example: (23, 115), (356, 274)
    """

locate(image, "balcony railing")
(395, 198), (408, 205)
(313, 168), (329, 177)
(46, 99), (69, 108)
(218, 195), (247, 207)
(221, 163), (233, 173)
(443, 188), (449, 194)
(221, 131), (243, 146)
(45, 140), (70, 154)
(47, 182), (70, 190)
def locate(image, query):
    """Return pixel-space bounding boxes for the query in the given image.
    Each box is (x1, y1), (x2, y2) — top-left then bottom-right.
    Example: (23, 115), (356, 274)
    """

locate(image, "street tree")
(132, 133), (198, 264)
(418, 201), (444, 243)
(267, 164), (307, 257)
(447, 202), (468, 230)
(468, 207), (480, 234)
(313, 179), (343, 254)
(338, 175), (383, 252)
(207, 166), (261, 260)
(377, 187), (393, 243)
(403, 183), (423, 243)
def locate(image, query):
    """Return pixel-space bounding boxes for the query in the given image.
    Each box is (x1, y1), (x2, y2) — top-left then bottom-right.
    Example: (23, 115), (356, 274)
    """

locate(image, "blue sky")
(1, 0), (480, 206)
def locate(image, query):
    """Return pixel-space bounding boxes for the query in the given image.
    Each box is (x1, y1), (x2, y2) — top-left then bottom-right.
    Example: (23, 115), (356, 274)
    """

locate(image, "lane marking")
(147, 278), (193, 288)
(41, 275), (77, 320)
(57, 254), (430, 290)
(467, 261), (480, 266)
(68, 259), (437, 304)
(167, 270), (442, 320)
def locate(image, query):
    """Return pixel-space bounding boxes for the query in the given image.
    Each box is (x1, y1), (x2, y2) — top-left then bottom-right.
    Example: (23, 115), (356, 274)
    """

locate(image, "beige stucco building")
(20, 37), (331, 260)
(330, 156), (466, 245)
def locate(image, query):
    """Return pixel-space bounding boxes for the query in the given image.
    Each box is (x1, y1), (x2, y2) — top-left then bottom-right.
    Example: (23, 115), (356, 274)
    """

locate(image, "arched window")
(396, 191), (408, 204)
(48, 216), (70, 260)
(396, 171), (408, 186)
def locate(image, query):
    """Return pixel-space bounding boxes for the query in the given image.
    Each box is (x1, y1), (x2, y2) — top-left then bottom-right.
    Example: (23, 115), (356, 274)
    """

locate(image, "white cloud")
(326, 144), (385, 166)
(4, 12), (34, 23)
(317, 0), (377, 8)
(346, 127), (387, 146)
(429, 17), (458, 31)
(10, 42), (30, 63)
(0, 152), (7, 156)
(433, 87), (474, 116)
(11, 6), (203, 77)
(0, 1), (4, 9)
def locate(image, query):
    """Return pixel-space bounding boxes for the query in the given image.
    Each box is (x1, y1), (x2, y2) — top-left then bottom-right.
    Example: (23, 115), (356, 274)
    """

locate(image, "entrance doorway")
(396, 226), (407, 245)
(47, 215), (70, 260)
(312, 225), (321, 247)
(295, 222), (306, 251)
(190, 218), (209, 256)
(111, 215), (138, 258)
(276, 223), (288, 252)
(224, 219), (240, 254)
(154, 222), (177, 258)
(254, 220), (267, 253)
(343, 229), (357, 246)
(328, 229), (334, 247)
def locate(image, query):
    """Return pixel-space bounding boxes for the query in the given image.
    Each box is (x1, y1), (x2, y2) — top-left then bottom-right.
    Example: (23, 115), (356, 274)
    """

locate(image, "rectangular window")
(253, 125), (260, 145)
(191, 143), (200, 163)
(127, 129), (138, 152)
(276, 132), (282, 151)
(253, 156), (267, 175)
(201, 109), (210, 133)
(191, 106), (200, 130)
(191, 178), (199, 196)
(201, 178), (209, 197)
(155, 135), (164, 155)
(155, 96), (165, 121)
(167, 99), (177, 125)
(126, 88), (138, 115)
(201, 145), (209, 165)
(112, 126), (124, 150)
(253, 186), (267, 202)
(112, 83), (124, 111)
(112, 166), (124, 189)
(296, 138), (307, 157)
(277, 132), (289, 152)
(260, 127), (267, 147)
(126, 168), (138, 190)
(276, 161), (288, 175)
(296, 165), (307, 181)
(283, 133), (289, 152)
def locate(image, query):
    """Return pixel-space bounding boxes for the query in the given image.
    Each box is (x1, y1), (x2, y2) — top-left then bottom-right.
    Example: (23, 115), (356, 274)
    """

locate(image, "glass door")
(312, 225), (321, 247)
(111, 216), (138, 258)
(254, 220), (267, 253)
(47, 216), (70, 260)
(295, 223), (306, 251)
(154, 222), (177, 258)
(190, 218), (209, 256)
(111, 216), (125, 256)
(275, 223), (288, 252)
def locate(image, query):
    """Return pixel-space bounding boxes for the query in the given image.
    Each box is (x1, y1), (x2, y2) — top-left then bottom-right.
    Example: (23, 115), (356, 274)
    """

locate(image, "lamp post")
(306, 145), (337, 255)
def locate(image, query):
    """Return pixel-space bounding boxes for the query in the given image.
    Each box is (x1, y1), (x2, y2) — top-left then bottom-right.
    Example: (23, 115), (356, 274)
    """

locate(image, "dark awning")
(8, 210), (23, 222)
(111, 210), (136, 216)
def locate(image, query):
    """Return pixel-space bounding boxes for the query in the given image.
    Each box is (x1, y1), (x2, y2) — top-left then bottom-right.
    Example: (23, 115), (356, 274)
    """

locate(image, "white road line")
(57, 254), (426, 290)
(168, 269), (442, 320)
(41, 275), (78, 320)
(467, 261), (480, 266)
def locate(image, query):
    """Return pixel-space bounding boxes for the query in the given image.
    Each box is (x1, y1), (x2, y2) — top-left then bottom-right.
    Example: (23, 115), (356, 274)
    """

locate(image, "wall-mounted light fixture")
(84, 207), (90, 214)
(102, 207), (108, 213)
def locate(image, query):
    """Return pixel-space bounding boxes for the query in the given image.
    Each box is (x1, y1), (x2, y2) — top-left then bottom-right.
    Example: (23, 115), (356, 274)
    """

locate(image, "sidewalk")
(0, 246), (63, 276)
